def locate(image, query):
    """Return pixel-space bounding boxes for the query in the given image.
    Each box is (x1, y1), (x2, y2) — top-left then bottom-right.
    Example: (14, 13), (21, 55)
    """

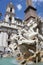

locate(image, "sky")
(0, 0), (43, 20)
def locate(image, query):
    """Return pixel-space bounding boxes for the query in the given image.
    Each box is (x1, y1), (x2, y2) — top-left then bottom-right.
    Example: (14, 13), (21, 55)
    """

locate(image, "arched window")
(8, 33), (11, 45)
(10, 8), (12, 12)
(9, 17), (12, 25)
(9, 17), (12, 22)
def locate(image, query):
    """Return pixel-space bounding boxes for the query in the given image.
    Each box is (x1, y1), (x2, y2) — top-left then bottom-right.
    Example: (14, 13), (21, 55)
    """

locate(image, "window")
(8, 33), (11, 45)
(8, 41), (11, 45)
(9, 17), (12, 22)
(10, 8), (12, 12)
(8, 34), (10, 39)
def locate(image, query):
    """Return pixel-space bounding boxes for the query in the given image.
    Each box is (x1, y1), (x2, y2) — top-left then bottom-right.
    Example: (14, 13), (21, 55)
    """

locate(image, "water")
(0, 58), (43, 65)
(0, 57), (20, 65)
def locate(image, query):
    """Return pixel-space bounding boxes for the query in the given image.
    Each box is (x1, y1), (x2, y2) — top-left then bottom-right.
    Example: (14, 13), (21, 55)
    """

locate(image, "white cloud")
(33, 0), (43, 2)
(17, 4), (22, 10)
(32, 0), (43, 7)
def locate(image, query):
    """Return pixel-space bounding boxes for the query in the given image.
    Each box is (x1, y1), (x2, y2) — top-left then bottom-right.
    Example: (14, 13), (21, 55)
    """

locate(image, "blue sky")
(0, 0), (43, 20)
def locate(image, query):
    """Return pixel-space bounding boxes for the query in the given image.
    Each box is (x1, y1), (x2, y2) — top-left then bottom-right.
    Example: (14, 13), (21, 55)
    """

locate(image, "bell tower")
(24, 0), (37, 23)
(4, 2), (15, 24)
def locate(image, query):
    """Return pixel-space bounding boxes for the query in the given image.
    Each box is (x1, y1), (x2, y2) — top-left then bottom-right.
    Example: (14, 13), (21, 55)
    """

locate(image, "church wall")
(5, 15), (9, 22)
(12, 8), (15, 13)
(0, 32), (3, 46)
(6, 7), (10, 12)
(12, 16), (15, 23)
(0, 32), (8, 47)
(2, 32), (8, 47)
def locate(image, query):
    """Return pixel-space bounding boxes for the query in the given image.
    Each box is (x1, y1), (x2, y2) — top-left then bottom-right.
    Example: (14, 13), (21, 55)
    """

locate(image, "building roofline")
(24, 6), (37, 13)
(15, 18), (22, 22)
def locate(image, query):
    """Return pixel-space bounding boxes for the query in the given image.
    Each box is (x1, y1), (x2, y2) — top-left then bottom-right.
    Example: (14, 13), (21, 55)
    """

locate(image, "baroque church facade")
(0, 0), (43, 62)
